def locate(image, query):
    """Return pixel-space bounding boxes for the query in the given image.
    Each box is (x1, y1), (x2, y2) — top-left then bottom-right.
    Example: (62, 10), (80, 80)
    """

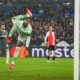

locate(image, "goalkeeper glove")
(6, 37), (12, 44)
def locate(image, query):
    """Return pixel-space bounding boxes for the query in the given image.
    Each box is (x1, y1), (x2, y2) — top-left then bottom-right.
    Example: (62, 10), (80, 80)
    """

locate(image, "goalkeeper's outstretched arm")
(11, 15), (24, 24)
(9, 24), (17, 37)
(12, 14), (31, 23)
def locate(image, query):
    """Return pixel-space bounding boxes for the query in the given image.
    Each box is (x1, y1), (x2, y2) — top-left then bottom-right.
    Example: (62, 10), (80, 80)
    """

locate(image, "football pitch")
(0, 57), (73, 80)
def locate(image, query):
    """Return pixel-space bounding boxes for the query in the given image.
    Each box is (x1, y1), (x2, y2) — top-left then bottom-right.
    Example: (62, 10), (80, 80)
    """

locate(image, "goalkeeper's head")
(23, 17), (31, 26)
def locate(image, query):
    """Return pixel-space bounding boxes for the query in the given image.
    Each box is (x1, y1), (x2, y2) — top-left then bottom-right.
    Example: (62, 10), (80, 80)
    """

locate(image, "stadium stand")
(0, 0), (74, 46)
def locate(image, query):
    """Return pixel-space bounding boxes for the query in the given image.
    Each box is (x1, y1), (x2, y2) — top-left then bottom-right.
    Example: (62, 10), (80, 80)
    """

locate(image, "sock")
(6, 49), (10, 62)
(47, 56), (49, 60)
(11, 47), (20, 64)
(53, 56), (56, 61)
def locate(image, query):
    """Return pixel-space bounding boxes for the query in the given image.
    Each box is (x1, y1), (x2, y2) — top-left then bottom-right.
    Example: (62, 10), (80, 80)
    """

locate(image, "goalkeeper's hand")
(6, 37), (12, 44)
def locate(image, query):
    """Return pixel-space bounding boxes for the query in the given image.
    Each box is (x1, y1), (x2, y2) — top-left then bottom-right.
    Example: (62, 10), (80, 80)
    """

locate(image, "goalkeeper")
(8, 8), (32, 69)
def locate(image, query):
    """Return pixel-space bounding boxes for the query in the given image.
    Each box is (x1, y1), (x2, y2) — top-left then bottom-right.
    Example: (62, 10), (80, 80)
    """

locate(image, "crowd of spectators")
(0, 0), (74, 46)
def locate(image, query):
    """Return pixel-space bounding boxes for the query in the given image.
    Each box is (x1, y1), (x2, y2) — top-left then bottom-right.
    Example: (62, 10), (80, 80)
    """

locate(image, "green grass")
(0, 57), (73, 80)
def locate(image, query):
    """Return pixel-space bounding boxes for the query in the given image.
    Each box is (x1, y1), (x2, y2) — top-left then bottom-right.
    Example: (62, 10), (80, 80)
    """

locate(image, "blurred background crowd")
(0, 0), (74, 46)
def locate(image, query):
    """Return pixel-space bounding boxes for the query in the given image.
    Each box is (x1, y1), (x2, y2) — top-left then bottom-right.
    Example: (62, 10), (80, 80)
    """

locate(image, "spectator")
(0, 0), (74, 46)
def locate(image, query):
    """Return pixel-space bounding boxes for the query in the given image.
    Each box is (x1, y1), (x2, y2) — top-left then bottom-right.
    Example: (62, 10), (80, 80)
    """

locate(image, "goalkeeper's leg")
(11, 47), (20, 64)
(9, 41), (23, 69)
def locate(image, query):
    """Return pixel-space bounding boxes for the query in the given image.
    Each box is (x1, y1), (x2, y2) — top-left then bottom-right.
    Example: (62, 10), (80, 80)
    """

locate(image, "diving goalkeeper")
(8, 8), (32, 69)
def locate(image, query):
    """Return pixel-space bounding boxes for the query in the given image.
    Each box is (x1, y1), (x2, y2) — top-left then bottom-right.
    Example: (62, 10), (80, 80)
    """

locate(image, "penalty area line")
(0, 68), (50, 72)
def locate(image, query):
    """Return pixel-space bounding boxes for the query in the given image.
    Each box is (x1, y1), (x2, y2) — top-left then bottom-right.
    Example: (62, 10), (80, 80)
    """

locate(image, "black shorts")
(48, 45), (56, 51)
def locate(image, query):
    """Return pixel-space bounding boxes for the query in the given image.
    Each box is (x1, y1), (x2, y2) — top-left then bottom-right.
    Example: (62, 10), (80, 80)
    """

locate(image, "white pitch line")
(0, 68), (51, 72)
